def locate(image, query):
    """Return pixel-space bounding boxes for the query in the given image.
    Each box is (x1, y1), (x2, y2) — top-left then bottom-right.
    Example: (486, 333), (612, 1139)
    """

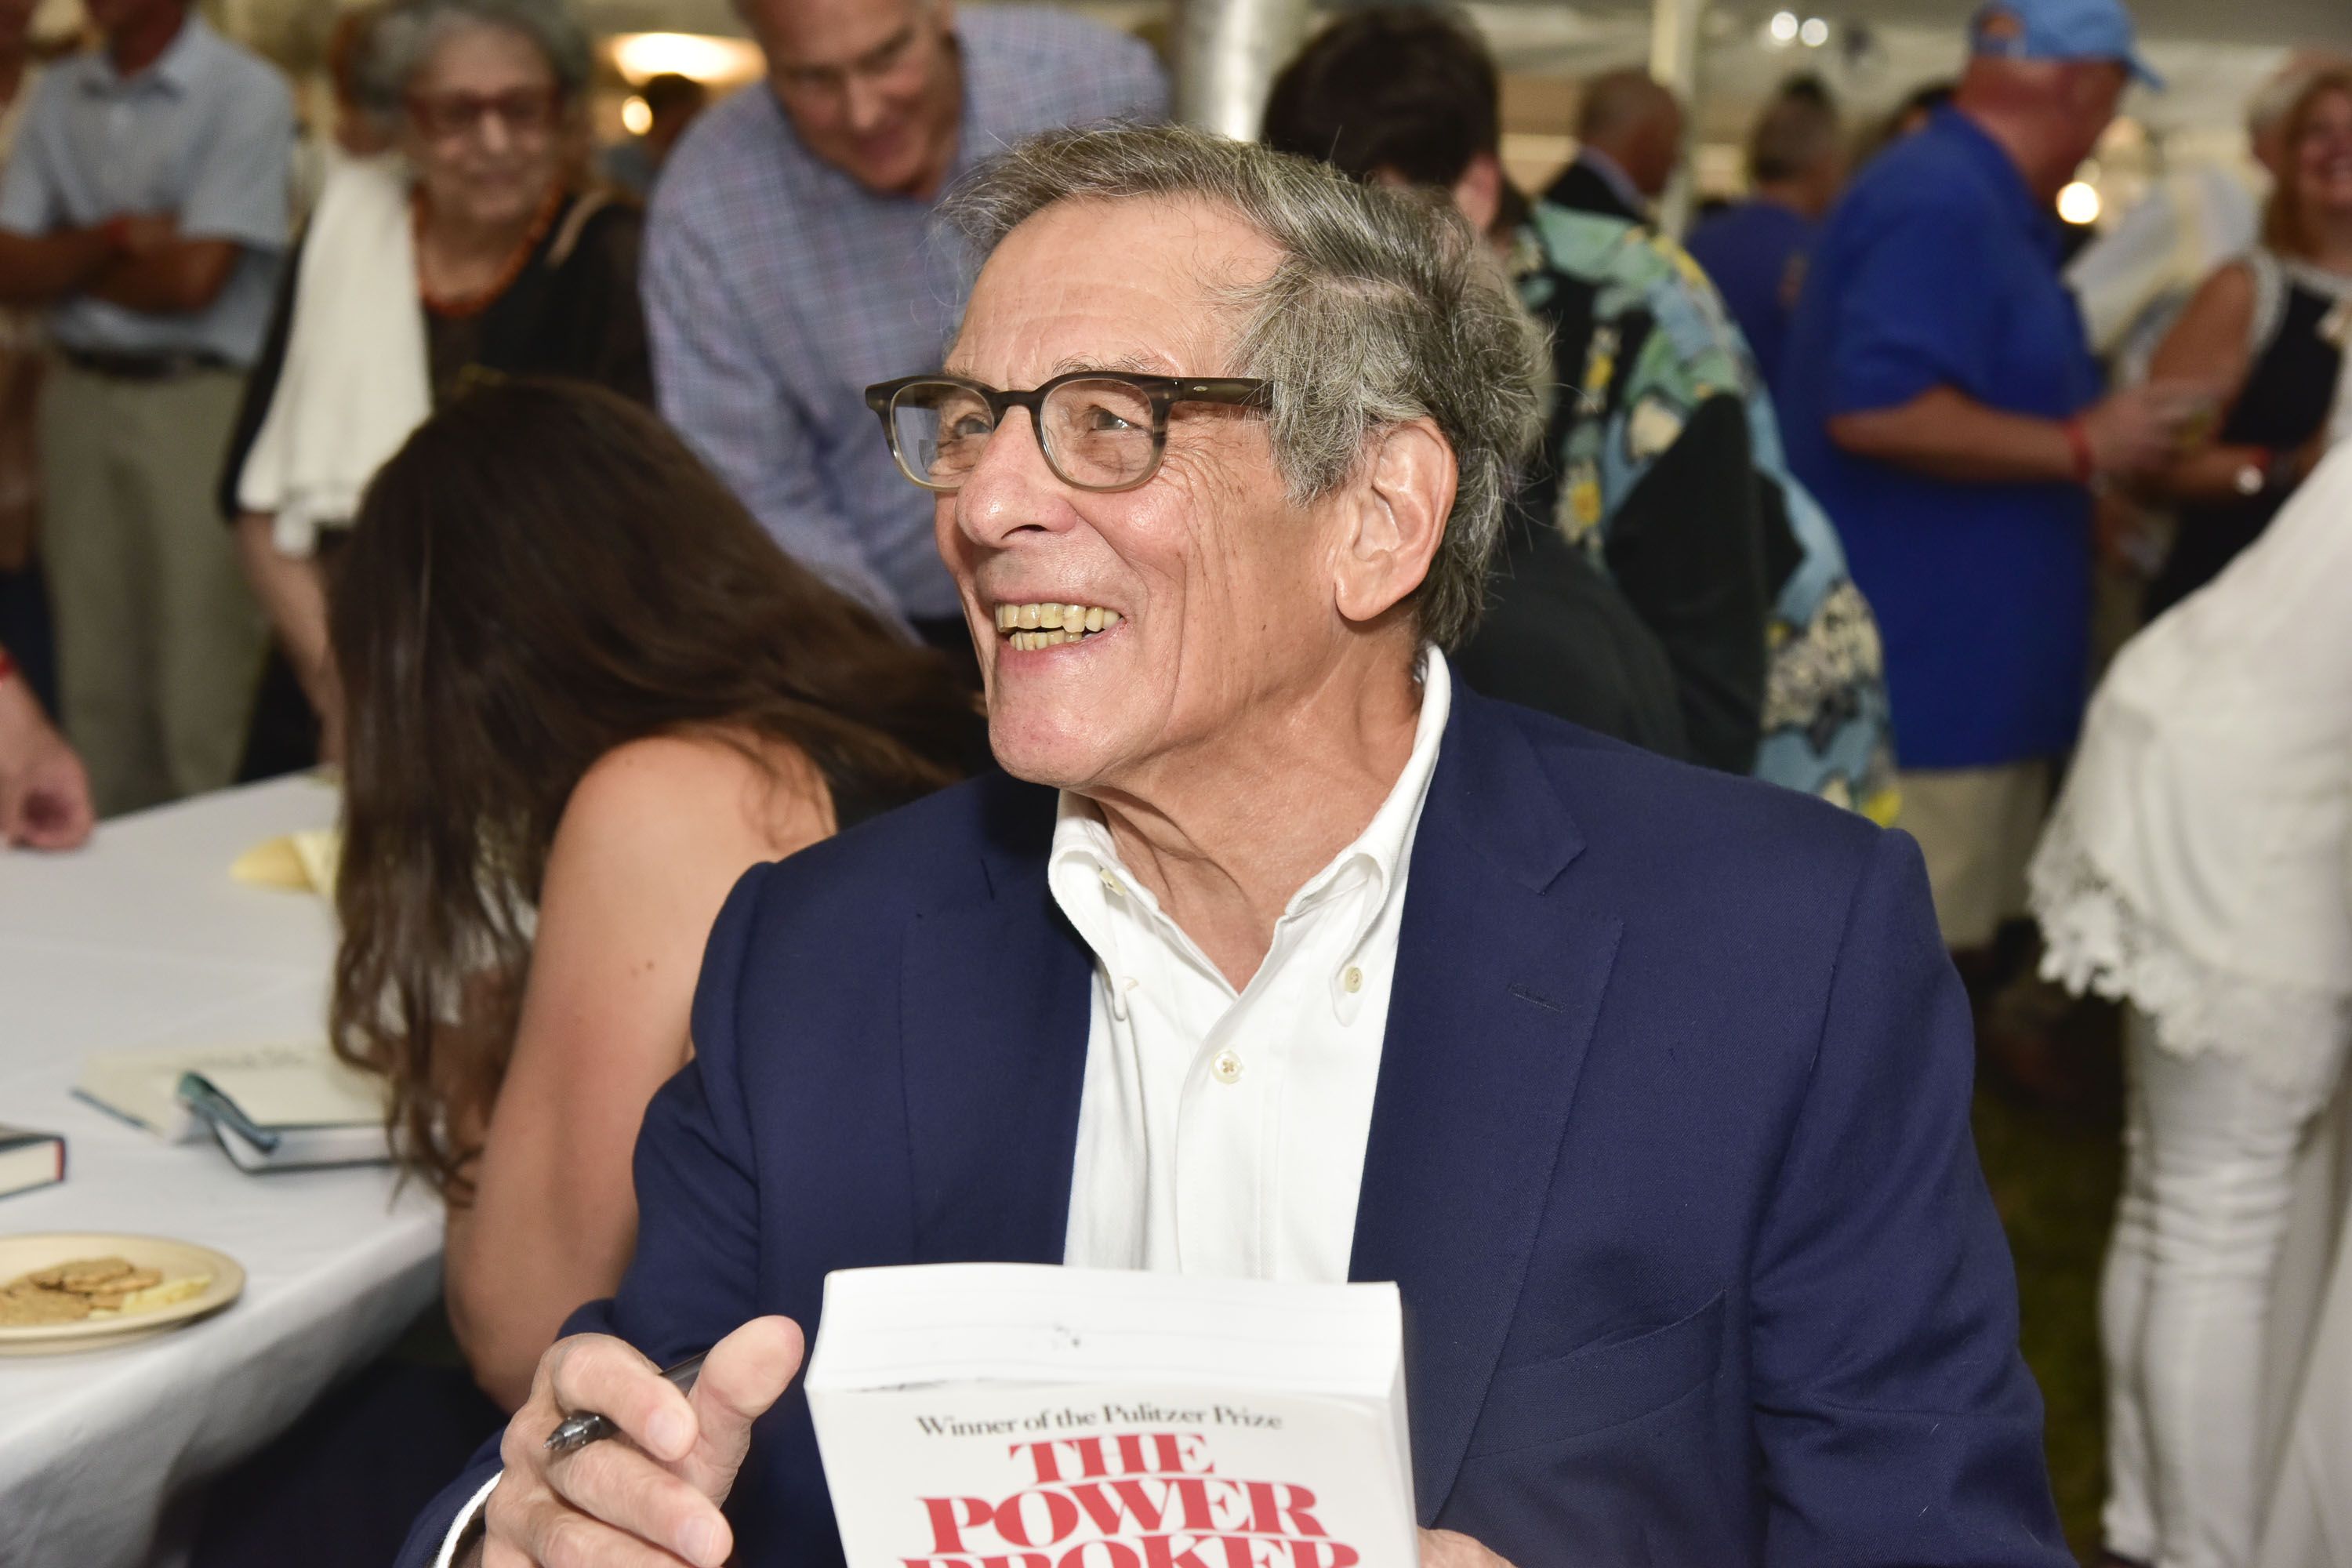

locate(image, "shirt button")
(1211, 1049), (1243, 1084)
(1098, 867), (1123, 895)
(1344, 966), (1364, 993)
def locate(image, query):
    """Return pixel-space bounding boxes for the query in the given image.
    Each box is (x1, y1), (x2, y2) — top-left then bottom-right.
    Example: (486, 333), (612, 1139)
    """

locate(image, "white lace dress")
(2031, 441), (2352, 1116)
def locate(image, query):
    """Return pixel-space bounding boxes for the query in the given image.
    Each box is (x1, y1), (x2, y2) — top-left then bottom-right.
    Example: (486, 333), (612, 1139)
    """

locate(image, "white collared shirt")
(1054, 652), (1452, 1282)
(433, 655), (1453, 1566)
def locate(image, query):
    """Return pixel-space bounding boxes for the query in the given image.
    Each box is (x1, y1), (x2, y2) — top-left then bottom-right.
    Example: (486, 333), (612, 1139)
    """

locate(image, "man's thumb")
(684, 1316), (804, 1491)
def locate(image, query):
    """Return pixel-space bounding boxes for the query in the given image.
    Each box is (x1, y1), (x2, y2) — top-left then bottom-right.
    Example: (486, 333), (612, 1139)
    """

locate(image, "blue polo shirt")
(1777, 107), (2102, 769)
(1684, 198), (1813, 388)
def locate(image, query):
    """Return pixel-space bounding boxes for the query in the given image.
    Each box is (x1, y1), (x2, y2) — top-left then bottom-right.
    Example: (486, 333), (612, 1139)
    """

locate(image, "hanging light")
(620, 96), (653, 135)
(1798, 16), (1830, 46)
(1769, 10), (1799, 43)
(2057, 180), (2102, 225)
(608, 32), (764, 86)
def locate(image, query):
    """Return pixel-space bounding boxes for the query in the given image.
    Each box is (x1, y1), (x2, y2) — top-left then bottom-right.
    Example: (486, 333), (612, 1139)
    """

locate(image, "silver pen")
(544, 1351), (709, 1455)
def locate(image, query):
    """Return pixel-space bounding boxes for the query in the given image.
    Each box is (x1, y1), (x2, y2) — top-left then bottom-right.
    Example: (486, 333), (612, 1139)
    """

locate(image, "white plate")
(0, 1232), (245, 1356)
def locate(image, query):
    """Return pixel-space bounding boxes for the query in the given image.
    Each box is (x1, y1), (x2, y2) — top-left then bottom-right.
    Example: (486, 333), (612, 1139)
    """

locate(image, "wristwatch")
(2233, 447), (2299, 498)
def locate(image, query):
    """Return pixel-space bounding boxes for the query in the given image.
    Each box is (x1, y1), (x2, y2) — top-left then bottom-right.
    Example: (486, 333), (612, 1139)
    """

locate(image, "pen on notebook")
(544, 1351), (708, 1455)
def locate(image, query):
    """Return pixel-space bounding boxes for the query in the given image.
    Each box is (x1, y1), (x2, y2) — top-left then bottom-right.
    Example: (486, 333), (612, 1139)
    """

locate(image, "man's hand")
(2078, 379), (2215, 480)
(1420, 1528), (1520, 1568)
(480, 1316), (804, 1567)
(0, 671), (94, 849)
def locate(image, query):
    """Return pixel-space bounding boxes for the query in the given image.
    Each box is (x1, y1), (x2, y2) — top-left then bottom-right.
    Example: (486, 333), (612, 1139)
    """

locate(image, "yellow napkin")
(231, 828), (342, 897)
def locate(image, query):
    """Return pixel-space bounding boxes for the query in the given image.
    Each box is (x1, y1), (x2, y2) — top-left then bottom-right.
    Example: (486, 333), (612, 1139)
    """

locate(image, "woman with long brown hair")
(2140, 68), (2352, 619)
(328, 377), (975, 1409)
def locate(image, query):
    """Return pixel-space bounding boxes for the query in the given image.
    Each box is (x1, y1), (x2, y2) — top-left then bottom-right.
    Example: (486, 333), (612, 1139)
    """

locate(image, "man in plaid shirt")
(644, 0), (1164, 652)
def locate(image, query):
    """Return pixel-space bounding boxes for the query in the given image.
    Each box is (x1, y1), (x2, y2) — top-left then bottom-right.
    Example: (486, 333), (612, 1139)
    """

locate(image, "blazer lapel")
(1351, 691), (1623, 1522)
(898, 777), (1096, 1265)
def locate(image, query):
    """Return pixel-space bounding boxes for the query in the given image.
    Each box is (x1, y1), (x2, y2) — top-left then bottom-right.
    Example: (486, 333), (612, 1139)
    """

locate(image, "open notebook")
(805, 1263), (1417, 1568)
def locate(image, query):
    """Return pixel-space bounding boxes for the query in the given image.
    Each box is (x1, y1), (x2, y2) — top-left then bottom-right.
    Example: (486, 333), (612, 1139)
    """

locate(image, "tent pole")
(1649, 0), (1703, 234)
(1174, 0), (1312, 140)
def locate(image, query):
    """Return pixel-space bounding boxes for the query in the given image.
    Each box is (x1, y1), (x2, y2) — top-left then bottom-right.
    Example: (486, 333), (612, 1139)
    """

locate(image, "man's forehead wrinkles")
(1050, 351), (1178, 376)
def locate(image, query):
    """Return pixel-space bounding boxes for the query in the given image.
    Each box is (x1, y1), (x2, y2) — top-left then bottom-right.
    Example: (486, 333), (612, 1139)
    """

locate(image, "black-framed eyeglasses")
(864, 372), (1272, 494)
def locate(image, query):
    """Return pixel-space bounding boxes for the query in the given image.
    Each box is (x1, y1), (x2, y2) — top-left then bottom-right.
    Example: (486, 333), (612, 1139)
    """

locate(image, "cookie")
(0, 1290), (92, 1325)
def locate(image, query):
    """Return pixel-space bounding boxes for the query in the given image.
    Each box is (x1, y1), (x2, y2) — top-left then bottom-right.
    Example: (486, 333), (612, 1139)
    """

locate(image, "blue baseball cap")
(1971, 0), (2165, 89)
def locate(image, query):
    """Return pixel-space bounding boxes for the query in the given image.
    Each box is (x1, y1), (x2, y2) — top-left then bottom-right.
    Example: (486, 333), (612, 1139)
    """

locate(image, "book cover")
(806, 1264), (1417, 1568)
(176, 1067), (390, 1172)
(76, 1040), (385, 1143)
(0, 1123), (66, 1200)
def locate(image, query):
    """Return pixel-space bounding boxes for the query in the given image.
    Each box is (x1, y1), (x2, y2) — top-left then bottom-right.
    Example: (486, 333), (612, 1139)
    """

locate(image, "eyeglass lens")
(890, 379), (1160, 491)
(409, 87), (560, 140)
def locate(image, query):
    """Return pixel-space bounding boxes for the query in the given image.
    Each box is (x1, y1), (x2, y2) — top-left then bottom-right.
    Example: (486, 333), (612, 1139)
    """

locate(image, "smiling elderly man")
(401, 126), (2071, 1568)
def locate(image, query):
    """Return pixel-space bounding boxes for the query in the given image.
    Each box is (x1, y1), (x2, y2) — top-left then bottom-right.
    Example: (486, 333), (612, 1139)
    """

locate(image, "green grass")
(1970, 996), (2126, 1565)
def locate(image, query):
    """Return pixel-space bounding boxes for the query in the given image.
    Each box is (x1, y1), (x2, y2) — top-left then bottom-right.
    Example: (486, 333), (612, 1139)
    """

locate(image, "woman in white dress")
(2032, 439), (2352, 1568)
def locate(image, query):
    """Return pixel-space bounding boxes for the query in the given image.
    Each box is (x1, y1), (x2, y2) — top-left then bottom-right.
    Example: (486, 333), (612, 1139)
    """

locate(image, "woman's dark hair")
(2263, 71), (2352, 260)
(1261, 8), (1499, 192)
(328, 377), (974, 1196)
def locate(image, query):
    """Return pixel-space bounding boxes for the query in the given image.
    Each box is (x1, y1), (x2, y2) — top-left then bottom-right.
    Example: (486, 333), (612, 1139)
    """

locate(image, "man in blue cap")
(1777, 0), (2205, 1022)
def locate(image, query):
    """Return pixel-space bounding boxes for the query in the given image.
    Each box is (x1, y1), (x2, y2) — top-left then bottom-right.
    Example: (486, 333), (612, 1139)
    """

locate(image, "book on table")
(0, 1124), (65, 1200)
(73, 1040), (390, 1171)
(804, 1262), (1417, 1568)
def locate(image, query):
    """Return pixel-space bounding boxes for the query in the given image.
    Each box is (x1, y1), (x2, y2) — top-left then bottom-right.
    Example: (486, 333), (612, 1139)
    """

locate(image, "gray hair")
(356, 0), (592, 116)
(943, 124), (1547, 651)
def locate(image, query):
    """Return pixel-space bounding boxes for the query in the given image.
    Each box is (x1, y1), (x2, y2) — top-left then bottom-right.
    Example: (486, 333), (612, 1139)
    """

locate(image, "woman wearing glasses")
(217, 0), (647, 768)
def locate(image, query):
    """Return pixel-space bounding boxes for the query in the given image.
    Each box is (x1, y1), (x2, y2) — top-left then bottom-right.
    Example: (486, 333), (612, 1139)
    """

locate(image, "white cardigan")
(234, 153), (430, 557)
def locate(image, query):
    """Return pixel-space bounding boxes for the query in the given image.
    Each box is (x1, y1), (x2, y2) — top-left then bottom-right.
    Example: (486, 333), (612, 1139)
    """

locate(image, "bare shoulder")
(2188, 259), (2258, 321)
(2152, 260), (2259, 381)
(554, 731), (833, 882)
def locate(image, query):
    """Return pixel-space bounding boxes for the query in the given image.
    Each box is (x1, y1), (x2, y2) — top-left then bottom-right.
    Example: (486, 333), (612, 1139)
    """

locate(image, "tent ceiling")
(1463, 0), (2352, 49)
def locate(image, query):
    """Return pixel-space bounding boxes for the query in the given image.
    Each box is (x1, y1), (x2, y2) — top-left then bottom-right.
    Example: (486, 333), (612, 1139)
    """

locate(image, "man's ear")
(1334, 418), (1456, 626)
(1451, 153), (1505, 237)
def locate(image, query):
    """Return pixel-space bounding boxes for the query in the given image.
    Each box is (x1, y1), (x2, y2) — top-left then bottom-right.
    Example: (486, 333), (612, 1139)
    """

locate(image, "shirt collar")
(1576, 147), (1651, 220)
(1047, 649), (1454, 996)
(81, 13), (212, 97)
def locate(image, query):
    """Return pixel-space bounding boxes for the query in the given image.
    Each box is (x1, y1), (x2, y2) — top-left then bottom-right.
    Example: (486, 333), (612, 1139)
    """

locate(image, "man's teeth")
(994, 602), (1123, 651)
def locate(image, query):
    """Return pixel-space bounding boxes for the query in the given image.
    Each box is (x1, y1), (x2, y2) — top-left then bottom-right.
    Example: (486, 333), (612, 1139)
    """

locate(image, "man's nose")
(955, 408), (1075, 548)
(843, 71), (889, 136)
(477, 110), (513, 154)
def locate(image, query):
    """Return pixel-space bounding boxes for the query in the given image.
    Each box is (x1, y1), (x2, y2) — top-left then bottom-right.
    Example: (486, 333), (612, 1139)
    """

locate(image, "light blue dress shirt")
(643, 7), (1167, 621)
(0, 14), (292, 365)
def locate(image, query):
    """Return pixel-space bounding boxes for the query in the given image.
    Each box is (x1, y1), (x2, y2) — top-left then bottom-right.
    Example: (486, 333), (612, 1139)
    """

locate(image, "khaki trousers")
(39, 361), (266, 816)
(1895, 760), (2053, 951)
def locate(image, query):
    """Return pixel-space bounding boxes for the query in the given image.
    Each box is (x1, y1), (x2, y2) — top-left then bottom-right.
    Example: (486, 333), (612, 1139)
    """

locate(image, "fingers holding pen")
(543, 1334), (702, 1463)
(481, 1334), (732, 1568)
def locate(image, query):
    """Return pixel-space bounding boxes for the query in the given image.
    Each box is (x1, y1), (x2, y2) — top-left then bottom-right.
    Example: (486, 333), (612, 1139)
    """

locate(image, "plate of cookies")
(0, 1233), (244, 1355)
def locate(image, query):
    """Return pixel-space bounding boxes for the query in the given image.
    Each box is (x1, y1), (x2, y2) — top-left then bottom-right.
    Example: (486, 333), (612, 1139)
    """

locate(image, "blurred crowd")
(0, 0), (2347, 1563)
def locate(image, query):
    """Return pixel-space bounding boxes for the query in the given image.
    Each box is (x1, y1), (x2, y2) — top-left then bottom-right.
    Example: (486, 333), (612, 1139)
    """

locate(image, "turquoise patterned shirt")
(1510, 201), (1899, 821)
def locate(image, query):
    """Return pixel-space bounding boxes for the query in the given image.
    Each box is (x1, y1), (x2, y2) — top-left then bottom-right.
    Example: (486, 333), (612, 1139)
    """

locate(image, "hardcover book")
(0, 1124), (65, 1200)
(76, 1039), (386, 1151)
(805, 1263), (1417, 1568)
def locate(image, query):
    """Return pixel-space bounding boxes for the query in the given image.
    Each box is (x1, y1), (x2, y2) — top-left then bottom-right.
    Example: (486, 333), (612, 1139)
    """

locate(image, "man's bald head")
(1574, 68), (1683, 199)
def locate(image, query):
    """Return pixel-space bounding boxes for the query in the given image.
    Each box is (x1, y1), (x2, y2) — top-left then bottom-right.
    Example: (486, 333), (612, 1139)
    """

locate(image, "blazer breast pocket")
(1463, 1291), (1727, 1458)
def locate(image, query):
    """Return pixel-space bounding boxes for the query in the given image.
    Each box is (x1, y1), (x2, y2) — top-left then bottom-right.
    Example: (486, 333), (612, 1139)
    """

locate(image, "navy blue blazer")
(401, 688), (2070, 1568)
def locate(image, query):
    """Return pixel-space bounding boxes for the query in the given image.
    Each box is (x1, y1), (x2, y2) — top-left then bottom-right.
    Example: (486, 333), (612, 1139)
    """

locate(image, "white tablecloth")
(0, 775), (443, 1568)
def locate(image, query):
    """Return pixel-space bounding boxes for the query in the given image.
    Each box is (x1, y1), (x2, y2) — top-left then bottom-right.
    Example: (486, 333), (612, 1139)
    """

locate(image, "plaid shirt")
(644, 9), (1166, 620)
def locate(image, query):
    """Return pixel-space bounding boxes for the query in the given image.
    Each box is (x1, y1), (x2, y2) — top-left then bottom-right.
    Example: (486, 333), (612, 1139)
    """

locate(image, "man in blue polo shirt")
(1778, 0), (2201, 976)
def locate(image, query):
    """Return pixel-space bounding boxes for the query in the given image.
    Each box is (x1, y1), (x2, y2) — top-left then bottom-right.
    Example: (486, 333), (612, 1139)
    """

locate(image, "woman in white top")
(2032, 441), (2352, 1568)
